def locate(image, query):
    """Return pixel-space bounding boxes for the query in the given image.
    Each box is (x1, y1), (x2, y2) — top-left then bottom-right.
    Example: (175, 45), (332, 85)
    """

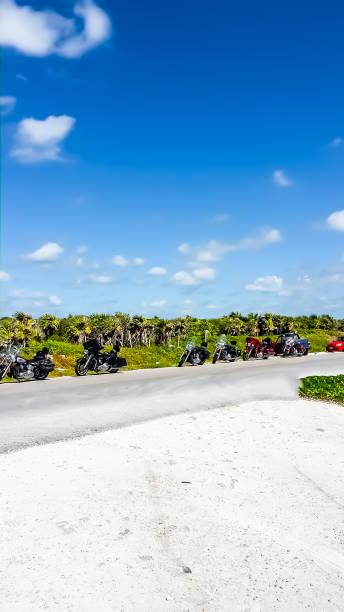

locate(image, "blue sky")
(1, 0), (344, 318)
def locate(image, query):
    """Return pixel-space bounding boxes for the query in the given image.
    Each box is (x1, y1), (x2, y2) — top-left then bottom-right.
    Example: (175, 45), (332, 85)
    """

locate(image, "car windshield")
(337, 337), (344, 341)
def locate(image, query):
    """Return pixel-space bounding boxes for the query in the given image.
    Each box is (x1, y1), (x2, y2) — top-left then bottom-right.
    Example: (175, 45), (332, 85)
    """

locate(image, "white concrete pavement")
(0, 352), (343, 454)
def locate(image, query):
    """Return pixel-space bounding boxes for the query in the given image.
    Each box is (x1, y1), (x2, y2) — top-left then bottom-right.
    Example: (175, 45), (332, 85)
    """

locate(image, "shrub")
(299, 375), (344, 404)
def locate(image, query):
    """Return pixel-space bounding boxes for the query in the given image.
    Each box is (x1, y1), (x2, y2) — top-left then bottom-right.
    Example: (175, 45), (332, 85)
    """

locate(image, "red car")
(326, 336), (344, 352)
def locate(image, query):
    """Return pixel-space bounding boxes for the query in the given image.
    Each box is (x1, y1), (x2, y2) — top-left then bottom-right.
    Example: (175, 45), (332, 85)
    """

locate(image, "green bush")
(299, 375), (344, 404)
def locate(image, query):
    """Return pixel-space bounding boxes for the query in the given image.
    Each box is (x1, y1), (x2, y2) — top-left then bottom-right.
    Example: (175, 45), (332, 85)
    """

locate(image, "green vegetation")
(299, 375), (344, 405)
(0, 311), (342, 379)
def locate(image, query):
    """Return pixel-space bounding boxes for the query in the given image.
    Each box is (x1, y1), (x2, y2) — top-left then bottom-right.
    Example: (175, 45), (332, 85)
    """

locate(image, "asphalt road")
(0, 353), (343, 454)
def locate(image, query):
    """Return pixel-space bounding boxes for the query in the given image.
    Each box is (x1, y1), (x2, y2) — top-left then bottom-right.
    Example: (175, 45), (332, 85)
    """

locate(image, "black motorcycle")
(75, 339), (127, 376)
(0, 346), (55, 381)
(212, 336), (241, 363)
(178, 341), (210, 367)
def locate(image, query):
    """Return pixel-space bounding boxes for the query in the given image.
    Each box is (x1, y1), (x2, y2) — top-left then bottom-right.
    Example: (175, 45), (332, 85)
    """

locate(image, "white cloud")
(0, 271), (11, 281)
(150, 300), (167, 307)
(0, 95), (16, 115)
(76, 257), (83, 266)
(76, 245), (88, 254)
(25, 242), (64, 262)
(11, 115), (75, 163)
(207, 304), (217, 309)
(172, 271), (198, 286)
(89, 274), (111, 283)
(246, 275), (284, 293)
(134, 257), (144, 266)
(49, 295), (62, 305)
(180, 229), (282, 265)
(0, 0), (111, 58)
(16, 73), (27, 81)
(172, 267), (215, 286)
(273, 169), (292, 187)
(327, 210), (344, 231)
(112, 255), (128, 267)
(193, 267), (216, 281)
(329, 137), (342, 147)
(147, 266), (167, 275)
(178, 243), (190, 254)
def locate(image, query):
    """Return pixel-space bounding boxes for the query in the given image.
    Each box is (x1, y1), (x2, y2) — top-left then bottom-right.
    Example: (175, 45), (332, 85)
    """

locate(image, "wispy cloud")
(178, 229), (282, 264)
(329, 137), (343, 148)
(211, 213), (230, 224)
(112, 255), (128, 267)
(0, 95), (16, 115)
(25, 242), (64, 262)
(0, 271), (11, 281)
(273, 169), (292, 187)
(89, 274), (111, 283)
(150, 300), (166, 307)
(134, 257), (144, 266)
(147, 266), (167, 276)
(0, 0), (112, 58)
(49, 295), (62, 305)
(11, 115), (75, 163)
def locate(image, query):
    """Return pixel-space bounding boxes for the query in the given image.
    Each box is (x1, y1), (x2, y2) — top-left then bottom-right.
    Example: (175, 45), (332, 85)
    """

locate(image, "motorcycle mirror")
(230, 341), (237, 345)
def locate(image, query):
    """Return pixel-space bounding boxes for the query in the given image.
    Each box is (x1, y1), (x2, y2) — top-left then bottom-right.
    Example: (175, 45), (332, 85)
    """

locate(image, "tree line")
(0, 311), (342, 348)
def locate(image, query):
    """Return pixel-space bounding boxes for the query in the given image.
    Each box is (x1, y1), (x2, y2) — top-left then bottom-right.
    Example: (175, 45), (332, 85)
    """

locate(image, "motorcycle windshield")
(184, 337), (196, 350)
(216, 334), (227, 347)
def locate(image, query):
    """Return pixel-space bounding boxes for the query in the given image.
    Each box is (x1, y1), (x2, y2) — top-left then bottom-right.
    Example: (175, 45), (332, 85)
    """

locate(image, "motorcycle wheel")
(109, 367), (119, 373)
(34, 369), (49, 380)
(242, 351), (249, 361)
(178, 354), (187, 367)
(212, 353), (218, 364)
(262, 354), (269, 360)
(75, 358), (89, 376)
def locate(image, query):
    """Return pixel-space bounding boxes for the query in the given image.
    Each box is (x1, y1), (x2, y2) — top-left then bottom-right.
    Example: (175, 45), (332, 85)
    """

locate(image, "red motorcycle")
(242, 337), (275, 361)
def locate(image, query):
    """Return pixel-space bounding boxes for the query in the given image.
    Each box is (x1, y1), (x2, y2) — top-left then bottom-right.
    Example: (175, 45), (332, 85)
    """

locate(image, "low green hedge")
(299, 375), (344, 404)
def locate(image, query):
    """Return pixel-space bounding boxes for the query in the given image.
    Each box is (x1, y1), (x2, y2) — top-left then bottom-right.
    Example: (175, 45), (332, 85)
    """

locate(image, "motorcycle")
(0, 345), (55, 381)
(178, 340), (210, 367)
(242, 337), (274, 361)
(277, 333), (310, 357)
(212, 335), (241, 363)
(75, 339), (127, 376)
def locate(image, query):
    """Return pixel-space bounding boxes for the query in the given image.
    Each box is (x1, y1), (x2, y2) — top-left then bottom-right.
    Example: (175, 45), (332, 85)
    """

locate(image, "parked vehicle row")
(178, 332), (310, 366)
(5, 330), (344, 382)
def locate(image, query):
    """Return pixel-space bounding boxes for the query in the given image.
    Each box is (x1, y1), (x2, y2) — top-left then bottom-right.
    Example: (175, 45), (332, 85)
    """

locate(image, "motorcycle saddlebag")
(298, 338), (310, 349)
(116, 357), (127, 368)
(42, 360), (55, 372)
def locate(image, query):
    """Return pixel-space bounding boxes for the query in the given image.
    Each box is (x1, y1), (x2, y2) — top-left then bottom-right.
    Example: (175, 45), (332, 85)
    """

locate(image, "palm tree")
(38, 314), (59, 339)
(246, 313), (259, 336)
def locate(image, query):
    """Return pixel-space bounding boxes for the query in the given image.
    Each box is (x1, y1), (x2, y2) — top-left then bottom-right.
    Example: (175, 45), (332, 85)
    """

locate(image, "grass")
(0, 329), (341, 382)
(299, 375), (344, 405)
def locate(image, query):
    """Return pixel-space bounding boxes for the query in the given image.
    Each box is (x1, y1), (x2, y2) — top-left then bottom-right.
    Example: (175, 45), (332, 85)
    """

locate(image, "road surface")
(0, 352), (342, 454)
